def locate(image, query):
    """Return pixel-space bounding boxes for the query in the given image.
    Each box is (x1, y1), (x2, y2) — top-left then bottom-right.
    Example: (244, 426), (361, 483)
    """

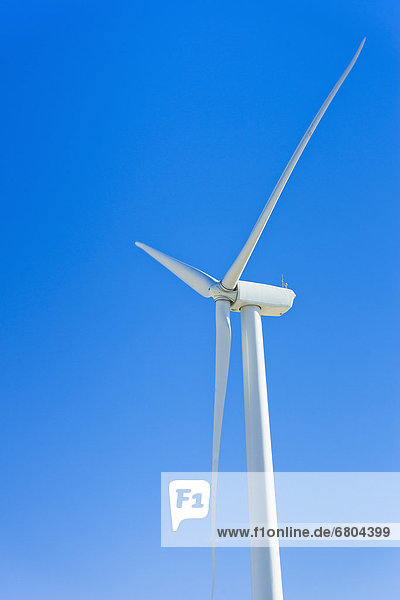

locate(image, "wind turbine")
(136, 39), (365, 600)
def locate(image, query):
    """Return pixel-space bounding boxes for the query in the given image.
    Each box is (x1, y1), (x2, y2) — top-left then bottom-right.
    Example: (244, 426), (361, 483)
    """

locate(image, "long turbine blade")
(221, 38), (365, 290)
(211, 299), (231, 598)
(135, 241), (217, 297)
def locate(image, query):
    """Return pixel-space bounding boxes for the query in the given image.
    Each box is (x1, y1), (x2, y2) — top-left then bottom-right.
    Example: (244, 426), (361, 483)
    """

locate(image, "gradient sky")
(1, 1), (399, 598)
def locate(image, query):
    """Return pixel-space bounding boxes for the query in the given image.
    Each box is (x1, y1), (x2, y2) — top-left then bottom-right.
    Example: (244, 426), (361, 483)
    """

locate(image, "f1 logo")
(169, 479), (210, 531)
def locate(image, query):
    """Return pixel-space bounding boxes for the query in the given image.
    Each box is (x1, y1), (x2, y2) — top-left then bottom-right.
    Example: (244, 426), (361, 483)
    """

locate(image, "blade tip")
(357, 37), (366, 53)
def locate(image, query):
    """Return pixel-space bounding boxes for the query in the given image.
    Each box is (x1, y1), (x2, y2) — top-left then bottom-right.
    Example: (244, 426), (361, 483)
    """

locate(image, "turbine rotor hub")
(209, 282), (237, 303)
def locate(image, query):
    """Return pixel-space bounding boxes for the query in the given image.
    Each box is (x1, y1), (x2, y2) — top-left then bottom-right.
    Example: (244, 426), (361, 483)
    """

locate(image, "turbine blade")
(135, 241), (217, 297)
(221, 38), (366, 290)
(211, 299), (232, 597)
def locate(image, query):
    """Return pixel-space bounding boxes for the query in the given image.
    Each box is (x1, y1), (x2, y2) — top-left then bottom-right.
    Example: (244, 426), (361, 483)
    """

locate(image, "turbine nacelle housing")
(210, 280), (295, 316)
(231, 281), (295, 316)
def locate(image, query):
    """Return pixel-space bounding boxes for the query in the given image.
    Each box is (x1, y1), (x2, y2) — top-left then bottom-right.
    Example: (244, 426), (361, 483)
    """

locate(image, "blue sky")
(0, 1), (399, 598)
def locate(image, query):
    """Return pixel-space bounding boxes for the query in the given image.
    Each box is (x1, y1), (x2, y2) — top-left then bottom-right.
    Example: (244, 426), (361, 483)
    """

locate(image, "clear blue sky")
(1, 1), (399, 598)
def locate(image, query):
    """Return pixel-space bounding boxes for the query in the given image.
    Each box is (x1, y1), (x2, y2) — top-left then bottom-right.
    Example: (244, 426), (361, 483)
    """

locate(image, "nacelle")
(230, 281), (295, 316)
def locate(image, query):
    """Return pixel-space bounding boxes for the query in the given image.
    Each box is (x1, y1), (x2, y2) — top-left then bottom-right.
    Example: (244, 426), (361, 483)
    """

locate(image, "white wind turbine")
(136, 39), (365, 600)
